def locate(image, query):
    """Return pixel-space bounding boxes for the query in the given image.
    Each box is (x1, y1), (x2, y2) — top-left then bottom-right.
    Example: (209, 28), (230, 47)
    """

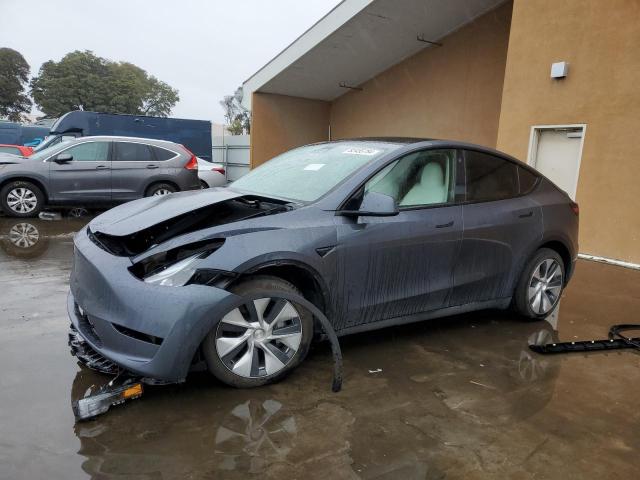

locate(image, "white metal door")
(529, 126), (585, 199)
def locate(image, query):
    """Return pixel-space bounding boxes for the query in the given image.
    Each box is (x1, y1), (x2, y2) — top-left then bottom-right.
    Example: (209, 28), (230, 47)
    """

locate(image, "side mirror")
(53, 153), (73, 164)
(339, 191), (399, 217)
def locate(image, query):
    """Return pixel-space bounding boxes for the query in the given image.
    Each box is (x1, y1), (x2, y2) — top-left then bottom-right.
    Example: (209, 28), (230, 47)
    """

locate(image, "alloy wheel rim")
(8, 223), (40, 248)
(6, 188), (37, 213)
(215, 297), (303, 378)
(528, 258), (563, 314)
(153, 188), (172, 196)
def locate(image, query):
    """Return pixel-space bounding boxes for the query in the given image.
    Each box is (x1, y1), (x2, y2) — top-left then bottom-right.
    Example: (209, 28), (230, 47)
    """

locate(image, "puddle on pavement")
(0, 213), (93, 260)
(1, 216), (639, 479)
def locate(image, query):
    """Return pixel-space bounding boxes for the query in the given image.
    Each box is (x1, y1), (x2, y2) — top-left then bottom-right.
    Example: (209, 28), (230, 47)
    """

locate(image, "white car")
(197, 158), (226, 188)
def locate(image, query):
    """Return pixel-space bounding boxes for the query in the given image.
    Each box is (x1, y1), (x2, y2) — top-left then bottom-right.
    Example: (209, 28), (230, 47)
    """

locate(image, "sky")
(0, 0), (342, 123)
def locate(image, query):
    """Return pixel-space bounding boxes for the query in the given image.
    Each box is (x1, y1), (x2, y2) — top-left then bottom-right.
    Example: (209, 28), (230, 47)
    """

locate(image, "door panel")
(335, 206), (463, 330)
(111, 141), (157, 201)
(48, 141), (111, 203)
(450, 197), (541, 305)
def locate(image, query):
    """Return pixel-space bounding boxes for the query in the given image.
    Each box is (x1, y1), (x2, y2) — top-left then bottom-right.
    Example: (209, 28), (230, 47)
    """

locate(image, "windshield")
(230, 142), (399, 202)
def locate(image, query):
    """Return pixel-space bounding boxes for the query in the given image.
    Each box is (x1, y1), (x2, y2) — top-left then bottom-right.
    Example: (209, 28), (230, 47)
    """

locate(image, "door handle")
(519, 211), (533, 218)
(96, 165), (109, 170)
(146, 164), (159, 169)
(435, 220), (454, 228)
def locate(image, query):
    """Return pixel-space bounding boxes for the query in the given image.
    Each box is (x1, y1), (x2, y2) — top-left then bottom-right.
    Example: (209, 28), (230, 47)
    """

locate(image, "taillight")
(570, 201), (579, 216)
(184, 155), (198, 170)
(212, 166), (225, 175)
(181, 145), (198, 170)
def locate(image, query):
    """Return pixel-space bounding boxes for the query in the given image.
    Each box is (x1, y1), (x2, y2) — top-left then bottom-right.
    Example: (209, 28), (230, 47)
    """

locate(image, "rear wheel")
(145, 182), (177, 197)
(202, 276), (314, 388)
(514, 248), (565, 320)
(0, 180), (45, 217)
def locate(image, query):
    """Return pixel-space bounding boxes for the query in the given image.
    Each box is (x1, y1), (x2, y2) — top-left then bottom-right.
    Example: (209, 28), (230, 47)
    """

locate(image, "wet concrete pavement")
(1, 215), (639, 479)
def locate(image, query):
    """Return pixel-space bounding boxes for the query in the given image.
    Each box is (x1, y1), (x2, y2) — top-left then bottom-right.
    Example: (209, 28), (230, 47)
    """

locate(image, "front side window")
(114, 142), (154, 162)
(464, 150), (518, 202)
(62, 142), (109, 162)
(230, 142), (399, 202)
(365, 149), (457, 207)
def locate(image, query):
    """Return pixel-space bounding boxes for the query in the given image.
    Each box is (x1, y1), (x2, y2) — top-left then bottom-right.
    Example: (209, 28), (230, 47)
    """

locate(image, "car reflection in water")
(215, 399), (297, 473)
(70, 309), (562, 479)
(0, 209), (93, 260)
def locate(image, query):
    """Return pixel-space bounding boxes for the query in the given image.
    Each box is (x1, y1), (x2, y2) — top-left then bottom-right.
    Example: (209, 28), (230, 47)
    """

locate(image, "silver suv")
(0, 136), (201, 217)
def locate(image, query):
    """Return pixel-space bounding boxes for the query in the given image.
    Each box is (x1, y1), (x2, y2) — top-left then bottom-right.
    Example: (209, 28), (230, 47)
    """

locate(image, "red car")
(0, 144), (34, 157)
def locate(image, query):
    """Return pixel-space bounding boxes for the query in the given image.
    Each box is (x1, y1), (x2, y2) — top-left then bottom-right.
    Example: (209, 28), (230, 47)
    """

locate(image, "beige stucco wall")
(496, 0), (640, 263)
(329, 1), (513, 147)
(250, 92), (330, 168)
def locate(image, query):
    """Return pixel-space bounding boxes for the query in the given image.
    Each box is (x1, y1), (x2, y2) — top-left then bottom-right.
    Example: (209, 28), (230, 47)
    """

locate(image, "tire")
(200, 180), (209, 189)
(0, 180), (45, 218)
(202, 275), (314, 388)
(513, 248), (565, 320)
(145, 182), (177, 197)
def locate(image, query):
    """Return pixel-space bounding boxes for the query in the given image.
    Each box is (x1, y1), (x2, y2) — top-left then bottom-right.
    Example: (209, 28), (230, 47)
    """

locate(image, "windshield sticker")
(304, 163), (325, 171)
(343, 148), (380, 156)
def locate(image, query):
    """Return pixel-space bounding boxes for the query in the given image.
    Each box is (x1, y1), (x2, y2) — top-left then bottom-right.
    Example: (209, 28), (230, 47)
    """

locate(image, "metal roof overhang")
(242, 0), (506, 110)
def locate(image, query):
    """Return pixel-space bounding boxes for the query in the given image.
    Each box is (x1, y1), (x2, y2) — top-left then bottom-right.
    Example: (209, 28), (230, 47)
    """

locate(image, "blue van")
(35, 111), (213, 160)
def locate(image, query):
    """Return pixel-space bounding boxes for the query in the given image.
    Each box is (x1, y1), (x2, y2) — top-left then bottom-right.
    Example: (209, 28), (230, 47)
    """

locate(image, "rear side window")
(152, 146), (178, 161)
(518, 167), (539, 194)
(114, 142), (154, 162)
(464, 150), (518, 202)
(0, 146), (21, 155)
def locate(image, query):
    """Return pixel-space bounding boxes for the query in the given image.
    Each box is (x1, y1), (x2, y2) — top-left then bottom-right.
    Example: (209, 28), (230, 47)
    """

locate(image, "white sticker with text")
(304, 163), (325, 171)
(343, 148), (380, 156)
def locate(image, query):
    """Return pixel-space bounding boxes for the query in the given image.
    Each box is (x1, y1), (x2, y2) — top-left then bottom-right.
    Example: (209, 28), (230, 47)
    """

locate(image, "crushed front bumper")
(69, 323), (119, 374)
(68, 227), (240, 382)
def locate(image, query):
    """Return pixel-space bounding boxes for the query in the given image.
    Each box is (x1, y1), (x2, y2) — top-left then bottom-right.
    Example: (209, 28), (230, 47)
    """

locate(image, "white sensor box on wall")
(551, 61), (569, 78)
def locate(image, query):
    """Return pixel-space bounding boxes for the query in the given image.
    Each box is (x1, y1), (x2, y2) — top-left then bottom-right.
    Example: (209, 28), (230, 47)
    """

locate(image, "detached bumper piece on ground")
(69, 291), (343, 422)
(530, 324), (640, 354)
(72, 375), (144, 421)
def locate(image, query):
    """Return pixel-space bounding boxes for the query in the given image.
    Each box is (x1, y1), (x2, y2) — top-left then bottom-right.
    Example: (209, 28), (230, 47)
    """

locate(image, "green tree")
(30, 50), (179, 117)
(0, 48), (32, 122)
(141, 77), (180, 117)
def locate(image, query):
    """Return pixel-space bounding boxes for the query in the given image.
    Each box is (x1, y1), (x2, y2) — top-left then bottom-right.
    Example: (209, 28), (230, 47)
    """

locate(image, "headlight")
(143, 252), (208, 286)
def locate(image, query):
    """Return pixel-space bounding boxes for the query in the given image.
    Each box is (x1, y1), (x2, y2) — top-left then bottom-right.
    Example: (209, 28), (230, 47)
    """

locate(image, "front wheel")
(513, 248), (565, 320)
(202, 276), (314, 388)
(0, 181), (45, 217)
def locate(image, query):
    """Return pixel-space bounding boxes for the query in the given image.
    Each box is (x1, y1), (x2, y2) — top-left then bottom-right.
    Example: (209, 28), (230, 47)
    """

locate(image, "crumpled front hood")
(90, 187), (244, 237)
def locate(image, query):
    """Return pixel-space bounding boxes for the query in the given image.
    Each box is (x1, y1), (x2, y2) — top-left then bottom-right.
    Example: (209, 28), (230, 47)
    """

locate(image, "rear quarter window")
(464, 150), (518, 202)
(152, 146), (178, 161)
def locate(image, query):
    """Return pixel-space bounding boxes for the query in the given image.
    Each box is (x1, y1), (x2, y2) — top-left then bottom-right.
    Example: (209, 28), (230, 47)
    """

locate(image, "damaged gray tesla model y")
(68, 138), (579, 387)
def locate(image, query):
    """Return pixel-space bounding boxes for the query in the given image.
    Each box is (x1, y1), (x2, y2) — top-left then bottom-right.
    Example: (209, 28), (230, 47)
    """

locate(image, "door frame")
(526, 123), (587, 199)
